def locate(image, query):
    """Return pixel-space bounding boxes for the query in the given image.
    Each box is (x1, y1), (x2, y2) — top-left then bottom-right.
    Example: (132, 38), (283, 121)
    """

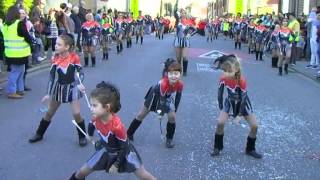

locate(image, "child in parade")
(269, 24), (281, 68)
(114, 14), (125, 54)
(124, 13), (134, 48)
(100, 21), (113, 60)
(70, 81), (156, 180)
(210, 54), (262, 159)
(135, 11), (145, 45)
(127, 60), (183, 148)
(174, 8), (196, 76)
(29, 34), (88, 147)
(247, 19), (256, 54)
(277, 19), (294, 75)
(233, 13), (242, 49)
(81, 13), (100, 67)
(254, 22), (268, 61)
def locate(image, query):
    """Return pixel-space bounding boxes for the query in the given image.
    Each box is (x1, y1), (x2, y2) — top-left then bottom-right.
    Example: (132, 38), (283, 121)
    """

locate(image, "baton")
(76, 72), (91, 109)
(72, 120), (95, 145)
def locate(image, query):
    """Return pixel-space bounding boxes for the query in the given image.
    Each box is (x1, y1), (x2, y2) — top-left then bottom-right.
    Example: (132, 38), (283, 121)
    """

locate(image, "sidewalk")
(0, 38), (319, 86)
(289, 59), (320, 82)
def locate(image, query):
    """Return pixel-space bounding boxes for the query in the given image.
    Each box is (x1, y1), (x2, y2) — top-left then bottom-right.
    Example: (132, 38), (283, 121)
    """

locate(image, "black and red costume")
(101, 23), (113, 60)
(254, 24), (268, 43)
(127, 76), (183, 147)
(47, 52), (83, 103)
(86, 114), (142, 173)
(218, 75), (252, 117)
(144, 76), (183, 114)
(278, 27), (294, 56)
(81, 20), (100, 46)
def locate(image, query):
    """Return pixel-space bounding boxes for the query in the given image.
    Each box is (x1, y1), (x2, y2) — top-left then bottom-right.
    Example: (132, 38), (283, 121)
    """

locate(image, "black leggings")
(44, 38), (57, 52)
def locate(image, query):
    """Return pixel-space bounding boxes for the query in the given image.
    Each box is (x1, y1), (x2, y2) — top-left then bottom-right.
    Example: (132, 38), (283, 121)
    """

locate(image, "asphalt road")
(0, 33), (319, 180)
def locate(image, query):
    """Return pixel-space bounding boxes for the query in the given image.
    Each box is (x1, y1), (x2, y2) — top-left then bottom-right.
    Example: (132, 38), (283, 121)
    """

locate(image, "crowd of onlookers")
(1, 2), (320, 96)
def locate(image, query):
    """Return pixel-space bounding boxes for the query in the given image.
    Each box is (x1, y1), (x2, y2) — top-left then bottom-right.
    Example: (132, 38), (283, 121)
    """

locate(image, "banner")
(131, 0), (139, 19)
(235, 0), (243, 14)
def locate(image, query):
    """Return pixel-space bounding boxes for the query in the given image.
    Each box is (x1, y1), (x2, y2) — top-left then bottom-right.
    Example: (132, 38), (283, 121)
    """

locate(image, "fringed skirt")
(51, 83), (82, 103)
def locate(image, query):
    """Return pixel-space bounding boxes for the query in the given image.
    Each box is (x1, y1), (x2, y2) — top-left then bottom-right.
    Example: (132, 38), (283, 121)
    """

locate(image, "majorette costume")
(81, 20), (100, 47)
(115, 17), (125, 53)
(213, 75), (261, 159)
(240, 20), (248, 42)
(101, 23), (113, 60)
(254, 24), (268, 60)
(174, 18), (195, 75)
(269, 29), (280, 68)
(127, 76), (183, 148)
(124, 16), (134, 48)
(218, 76), (252, 118)
(277, 27), (294, 75)
(85, 114), (142, 173)
(29, 52), (87, 146)
(81, 20), (100, 66)
(135, 15), (145, 44)
(247, 22), (256, 54)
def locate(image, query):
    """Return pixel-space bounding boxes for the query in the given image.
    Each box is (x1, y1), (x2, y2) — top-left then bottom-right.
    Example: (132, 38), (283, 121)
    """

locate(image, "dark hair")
(60, 3), (67, 10)
(4, 5), (20, 25)
(58, 34), (75, 50)
(162, 58), (181, 77)
(107, 9), (112, 14)
(167, 61), (182, 72)
(91, 81), (121, 113)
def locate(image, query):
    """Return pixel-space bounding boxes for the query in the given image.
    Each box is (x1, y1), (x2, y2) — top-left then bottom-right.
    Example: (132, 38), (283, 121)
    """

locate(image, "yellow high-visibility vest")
(223, 22), (229, 31)
(288, 19), (300, 42)
(2, 20), (31, 58)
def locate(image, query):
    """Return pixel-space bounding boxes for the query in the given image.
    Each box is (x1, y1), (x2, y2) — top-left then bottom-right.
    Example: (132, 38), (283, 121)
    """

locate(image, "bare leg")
(73, 164), (94, 179)
(44, 100), (61, 121)
(134, 165), (157, 180)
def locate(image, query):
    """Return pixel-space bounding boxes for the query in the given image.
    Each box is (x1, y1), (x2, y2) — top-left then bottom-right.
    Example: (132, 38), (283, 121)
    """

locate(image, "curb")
(289, 66), (320, 83)
(0, 61), (51, 85)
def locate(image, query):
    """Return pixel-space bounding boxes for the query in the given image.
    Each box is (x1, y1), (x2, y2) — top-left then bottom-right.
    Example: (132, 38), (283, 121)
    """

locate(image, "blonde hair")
(216, 55), (242, 83)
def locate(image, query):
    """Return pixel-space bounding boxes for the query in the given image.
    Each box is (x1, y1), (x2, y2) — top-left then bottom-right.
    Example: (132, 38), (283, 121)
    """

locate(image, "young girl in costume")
(126, 60), (183, 148)
(70, 81), (156, 180)
(100, 20), (113, 60)
(211, 54), (262, 159)
(29, 34), (88, 147)
(81, 13), (100, 67)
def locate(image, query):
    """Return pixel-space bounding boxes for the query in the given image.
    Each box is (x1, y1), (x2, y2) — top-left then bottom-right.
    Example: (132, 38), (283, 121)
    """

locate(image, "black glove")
(94, 139), (104, 151)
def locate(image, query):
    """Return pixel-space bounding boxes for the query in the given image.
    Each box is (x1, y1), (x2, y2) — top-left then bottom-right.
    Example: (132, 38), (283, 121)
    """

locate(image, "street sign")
(198, 50), (225, 59)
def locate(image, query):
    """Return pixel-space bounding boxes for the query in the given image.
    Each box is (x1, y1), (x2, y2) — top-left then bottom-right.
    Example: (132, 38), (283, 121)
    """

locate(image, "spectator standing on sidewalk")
(44, 8), (58, 56)
(306, 9), (320, 69)
(70, 6), (82, 52)
(288, 13), (300, 65)
(0, 28), (4, 94)
(19, 8), (33, 91)
(55, 5), (70, 35)
(0, 18), (3, 76)
(2, 5), (32, 99)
